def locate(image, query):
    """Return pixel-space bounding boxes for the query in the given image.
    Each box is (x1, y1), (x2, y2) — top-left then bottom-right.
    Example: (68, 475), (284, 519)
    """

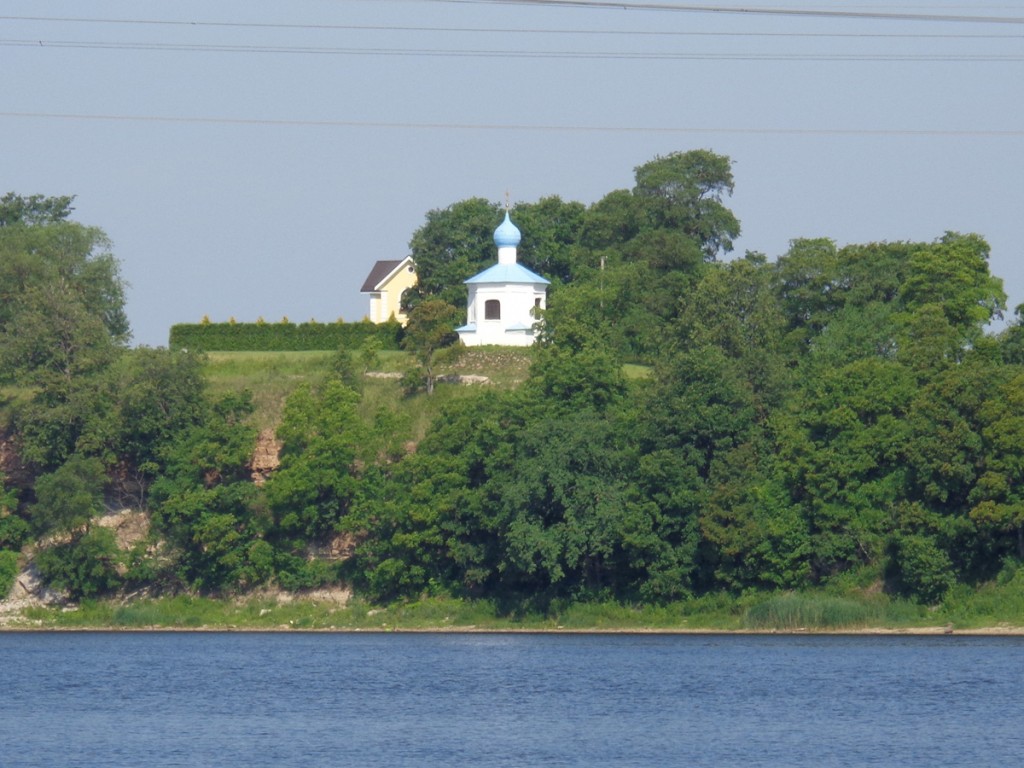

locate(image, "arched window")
(484, 299), (501, 320)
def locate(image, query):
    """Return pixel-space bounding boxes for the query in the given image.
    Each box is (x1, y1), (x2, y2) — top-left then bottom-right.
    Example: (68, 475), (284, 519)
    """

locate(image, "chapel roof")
(493, 210), (522, 248)
(464, 262), (550, 285)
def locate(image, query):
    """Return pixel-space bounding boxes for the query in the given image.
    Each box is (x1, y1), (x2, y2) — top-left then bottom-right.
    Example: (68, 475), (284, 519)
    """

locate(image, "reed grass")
(742, 593), (927, 631)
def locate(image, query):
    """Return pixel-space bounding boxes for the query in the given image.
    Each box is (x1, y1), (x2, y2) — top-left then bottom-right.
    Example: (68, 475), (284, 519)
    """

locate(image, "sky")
(3, 0), (1022, 347)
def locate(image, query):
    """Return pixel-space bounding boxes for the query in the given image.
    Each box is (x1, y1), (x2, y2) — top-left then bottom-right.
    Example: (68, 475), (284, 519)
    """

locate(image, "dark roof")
(360, 259), (403, 293)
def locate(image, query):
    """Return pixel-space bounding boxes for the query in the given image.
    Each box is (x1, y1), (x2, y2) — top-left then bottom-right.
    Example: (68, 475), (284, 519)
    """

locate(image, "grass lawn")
(201, 347), (535, 439)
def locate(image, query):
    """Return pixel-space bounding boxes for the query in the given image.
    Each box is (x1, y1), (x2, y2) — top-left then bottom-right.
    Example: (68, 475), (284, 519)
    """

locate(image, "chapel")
(456, 209), (549, 347)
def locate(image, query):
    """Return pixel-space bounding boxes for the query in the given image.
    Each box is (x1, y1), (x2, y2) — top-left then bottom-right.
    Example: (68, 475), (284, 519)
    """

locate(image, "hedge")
(168, 320), (404, 352)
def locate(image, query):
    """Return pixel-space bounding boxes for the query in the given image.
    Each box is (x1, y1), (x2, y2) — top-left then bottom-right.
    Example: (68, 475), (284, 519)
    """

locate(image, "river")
(1, 632), (1021, 766)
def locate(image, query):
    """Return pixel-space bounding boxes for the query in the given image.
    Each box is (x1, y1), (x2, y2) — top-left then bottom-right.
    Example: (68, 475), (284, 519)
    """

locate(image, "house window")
(484, 299), (501, 320)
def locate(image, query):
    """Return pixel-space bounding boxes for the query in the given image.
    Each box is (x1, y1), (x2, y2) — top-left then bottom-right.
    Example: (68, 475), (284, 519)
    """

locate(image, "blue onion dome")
(493, 211), (522, 248)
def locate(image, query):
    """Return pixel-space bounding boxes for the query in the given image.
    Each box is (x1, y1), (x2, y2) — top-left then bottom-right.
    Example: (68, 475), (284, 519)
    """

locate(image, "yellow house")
(360, 256), (416, 325)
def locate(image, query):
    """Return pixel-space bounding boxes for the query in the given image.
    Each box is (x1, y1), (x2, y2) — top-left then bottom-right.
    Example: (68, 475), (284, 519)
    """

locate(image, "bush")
(169, 320), (403, 352)
(0, 513), (30, 550)
(886, 533), (955, 604)
(34, 527), (123, 599)
(31, 454), (107, 536)
(275, 556), (340, 592)
(0, 549), (19, 597)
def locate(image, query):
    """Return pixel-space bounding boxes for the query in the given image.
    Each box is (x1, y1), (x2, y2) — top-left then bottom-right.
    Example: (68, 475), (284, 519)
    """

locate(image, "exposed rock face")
(250, 429), (282, 485)
(8, 564), (58, 602)
(95, 509), (150, 551)
(364, 371), (403, 379)
(437, 374), (491, 385)
(0, 563), (66, 626)
(311, 532), (358, 561)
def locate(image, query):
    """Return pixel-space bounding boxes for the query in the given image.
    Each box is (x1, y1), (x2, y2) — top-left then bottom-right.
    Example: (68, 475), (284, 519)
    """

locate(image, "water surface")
(1, 632), (1020, 767)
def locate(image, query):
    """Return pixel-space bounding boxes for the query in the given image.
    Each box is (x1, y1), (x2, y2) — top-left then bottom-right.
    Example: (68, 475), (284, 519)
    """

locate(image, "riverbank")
(3, 591), (1023, 634)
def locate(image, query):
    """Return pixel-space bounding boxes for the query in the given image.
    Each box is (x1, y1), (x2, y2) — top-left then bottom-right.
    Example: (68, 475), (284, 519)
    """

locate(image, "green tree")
(148, 392), (266, 592)
(27, 453), (119, 597)
(0, 218), (128, 359)
(506, 196), (586, 284)
(34, 526), (122, 599)
(547, 150), (739, 360)
(0, 470), (17, 516)
(0, 196), (130, 470)
(265, 381), (366, 547)
(402, 299), (461, 394)
(675, 253), (788, 413)
(970, 370), (1024, 558)
(885, 529), (955, 604)
(899, 232), (1005, 343)
(777, 358), (916, 581)
(0, 473), (29, 550)
(0, 549), (19, 597)
(998, 305), (1024, 365)
(543, 260), (666, 361)
(31, 454), (107, 536)
(0, 192), (74, 227)
(482, 410), (653, 604)
(637, 346), (760, 592)
(577, 189), (643, 254)
(526, 321), (628, 413)
(632, 149), (740, 260)
(774, 237), (842, 350)
(1, 469), (29, 552)
(773, 238), (917, 362)
(107, 349), (207, 467)
(405, 198), (502, 309)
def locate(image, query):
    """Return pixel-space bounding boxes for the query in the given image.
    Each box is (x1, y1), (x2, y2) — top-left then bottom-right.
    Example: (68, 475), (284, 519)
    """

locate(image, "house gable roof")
(360, 257), (414, 293)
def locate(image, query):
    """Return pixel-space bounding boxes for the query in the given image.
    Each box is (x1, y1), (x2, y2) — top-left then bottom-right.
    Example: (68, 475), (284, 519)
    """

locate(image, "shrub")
(31, 454), (107, 536)
(34, 527), (123, 599)
(276, 556), (339, 592)
(886, 533), (955, 604)
(0, 549), (19, 597)
(0, 513), (30, 550)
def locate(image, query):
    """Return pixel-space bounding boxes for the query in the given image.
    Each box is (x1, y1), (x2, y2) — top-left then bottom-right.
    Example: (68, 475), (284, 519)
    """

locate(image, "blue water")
(0, 632), (1021, 767)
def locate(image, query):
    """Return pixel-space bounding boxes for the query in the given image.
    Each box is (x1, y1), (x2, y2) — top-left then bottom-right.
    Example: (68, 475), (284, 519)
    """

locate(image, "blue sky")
(3, 0), (1022, 347)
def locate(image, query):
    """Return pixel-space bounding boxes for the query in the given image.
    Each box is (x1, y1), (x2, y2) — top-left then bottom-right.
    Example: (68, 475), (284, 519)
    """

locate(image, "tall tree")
(899, 232), (1005, 341)
(507, 196), (586, 285)
(265, 380), (366, 544)
(405, 198), (502, 309)
(148, 392), (266, 592)
(632, 149), (740, 260)
(0, 195), (130, 469)
(0, 192), (74, 227)
(402, 299), (461, 394)
(0, 217), (128, 353)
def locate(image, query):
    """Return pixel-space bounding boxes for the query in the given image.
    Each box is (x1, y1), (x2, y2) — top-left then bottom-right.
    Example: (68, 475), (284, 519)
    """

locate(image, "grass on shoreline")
(12, 584), (1023, 633)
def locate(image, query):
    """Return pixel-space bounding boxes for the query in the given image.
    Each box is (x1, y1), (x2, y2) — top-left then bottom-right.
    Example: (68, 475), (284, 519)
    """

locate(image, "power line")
(405, 0), (1024, 24)
(3, 38), (1020, 61)
(2, 111), (1021, 136)
(2, 14), (1021, 39)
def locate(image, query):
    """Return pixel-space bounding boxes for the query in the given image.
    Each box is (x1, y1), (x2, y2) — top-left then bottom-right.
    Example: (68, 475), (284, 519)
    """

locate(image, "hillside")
(4, 184), (1024, 633)
(202, 347), (534, 435)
